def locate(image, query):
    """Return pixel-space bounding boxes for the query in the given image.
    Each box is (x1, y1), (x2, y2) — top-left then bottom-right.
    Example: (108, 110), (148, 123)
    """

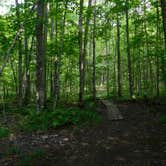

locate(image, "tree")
(160, 0), (166, 48)
(78, 0), (84, 105)
(92, 0), (97, 100)
(53, 0), (68, 110)
(125, 0), (133, 98)
(15, 0), (23, 107)
(160, 0), (166, 89)
(117, 13), (122, 97)
(36, 0), (46, 110)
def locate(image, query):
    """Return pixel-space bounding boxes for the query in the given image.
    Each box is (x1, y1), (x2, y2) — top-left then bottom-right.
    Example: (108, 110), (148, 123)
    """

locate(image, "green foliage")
(0, 125), (10, 139)
(20, 108), (102, 132)
(159, 115), (166, 123)
(7, 145), (21, 155)
(19, 148), (46, 166)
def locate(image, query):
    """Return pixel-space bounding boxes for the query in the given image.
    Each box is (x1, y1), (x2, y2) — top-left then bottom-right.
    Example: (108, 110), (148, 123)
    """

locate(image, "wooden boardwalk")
(101, 100), (123, 120)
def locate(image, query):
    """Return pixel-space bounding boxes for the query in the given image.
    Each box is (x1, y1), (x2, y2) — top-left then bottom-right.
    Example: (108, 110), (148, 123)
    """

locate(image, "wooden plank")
(101, 100), (123, 120)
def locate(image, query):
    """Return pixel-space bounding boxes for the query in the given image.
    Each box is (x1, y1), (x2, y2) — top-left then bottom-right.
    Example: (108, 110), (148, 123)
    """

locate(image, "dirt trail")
(101, 100), (123, 120)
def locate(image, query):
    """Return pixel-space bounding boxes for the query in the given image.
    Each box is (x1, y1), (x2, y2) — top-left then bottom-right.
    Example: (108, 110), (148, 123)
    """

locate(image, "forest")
(0, 0), (166, 165)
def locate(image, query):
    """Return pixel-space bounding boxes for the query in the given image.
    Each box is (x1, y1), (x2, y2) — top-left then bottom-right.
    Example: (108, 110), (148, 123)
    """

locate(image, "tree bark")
(160, 0), (166, 90)
(53, 0), (68, 110)
(106, 40), (110, 97)
(92, 0), (96, 101)
(36, 0), (46, 110)
(79, 0), (92, 105)
(160, 0), (166, 48)
(78, 0), (84, 106)
(156, 0), (160, 96)
(15, 0), (23, 107)
(125, 0), (133, 98)
(117, 13), (122, 97)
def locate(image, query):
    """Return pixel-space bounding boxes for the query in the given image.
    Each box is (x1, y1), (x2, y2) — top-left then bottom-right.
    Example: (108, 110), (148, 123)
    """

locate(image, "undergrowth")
(0, 125), (10, 139)
(20, 107), (102, 132)
(159, 115), (166, 123)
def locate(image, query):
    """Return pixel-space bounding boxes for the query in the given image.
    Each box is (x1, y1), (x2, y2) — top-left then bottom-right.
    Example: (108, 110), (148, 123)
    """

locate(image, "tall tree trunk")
(24, 31), (30, 105)
(156, 0), (160, 96)
(53, 0), (68, 110)
(106, 40), (110, 97)
(24, 0), (31, 105)
(117, 13), (122, 97)
(36, 0), (46, 110)
(15, 0), (23, 107)
(125, 0), (133, 98)
(53, 1), (59, 96)
(92, 0), (96, 101)
(160, 0), (166, 90)
(24, 36), (34, 104)
(50, 3), (54, 97)
(44, 2), (48, 104)
(79, 0), (92, 105)
(160, 0), (166, 48)
(78, 0), (84, 105)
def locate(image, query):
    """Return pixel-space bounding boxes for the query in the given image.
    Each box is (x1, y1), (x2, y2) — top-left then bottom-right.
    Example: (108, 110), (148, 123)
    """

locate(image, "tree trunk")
(43, 2), (48, 105)
(106, 40), (110, 97)
(78, 0), (84, 106)
(156, 0), (160, 96)
(160, 0), (166, 90)
(117, 13), (122, 97)
(79, 0), (92, 105)
(36, 0), (46, 110)
(15, 0), (23, 107)
(92, 0), (96, 101)
(24, 31), (30, 105)
(125, 0), (133, 98)
(50, 3), (54, 97)
(53, 0), (68, 110)
(160, 0), (166, 48)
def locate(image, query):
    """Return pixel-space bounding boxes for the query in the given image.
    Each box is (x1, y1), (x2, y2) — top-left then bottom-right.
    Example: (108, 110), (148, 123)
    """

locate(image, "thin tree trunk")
(156, 0), (160, 96)
(78, 0), (84, 105)
(106, 40), (110, 97)
(53, 1), (59, 96)
(117, 13), (122, 97)
(125, 0), (133, 98)
(160, 0), (166, 90)
(92, 0), (96, 101)
(160, 0), (166, 48)
(50, 3), (54, 97)
(43, 2), (48, 105)
(24, 23), (30, 105)
(15, 0), (23, 107)
(53, 0), (68, 110)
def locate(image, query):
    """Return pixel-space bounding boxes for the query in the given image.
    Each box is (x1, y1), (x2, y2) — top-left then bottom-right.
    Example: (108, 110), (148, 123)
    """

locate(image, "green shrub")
(159, 115), (166, 123)
(0, 125), (10, 139)
(20, 108), (102, 132)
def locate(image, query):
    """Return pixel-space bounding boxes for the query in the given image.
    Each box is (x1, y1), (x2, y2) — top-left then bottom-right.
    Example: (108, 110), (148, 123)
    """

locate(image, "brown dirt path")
(101, 100), (123, 120)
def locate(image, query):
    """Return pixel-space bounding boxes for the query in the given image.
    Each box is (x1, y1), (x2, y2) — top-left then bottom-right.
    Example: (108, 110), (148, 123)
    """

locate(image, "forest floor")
(0, 99), (166, 166)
